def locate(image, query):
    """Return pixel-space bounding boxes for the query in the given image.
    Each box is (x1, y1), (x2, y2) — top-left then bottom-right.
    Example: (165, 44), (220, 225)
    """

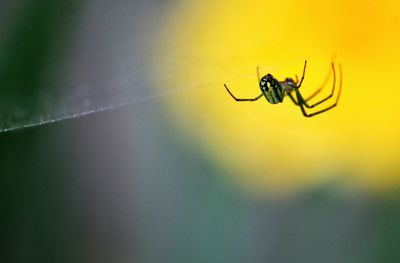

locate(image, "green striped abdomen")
(260, 74), (284, 104)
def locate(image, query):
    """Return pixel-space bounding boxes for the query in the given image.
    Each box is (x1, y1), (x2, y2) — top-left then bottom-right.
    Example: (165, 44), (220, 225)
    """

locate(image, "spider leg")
(287, 92), (299, 105)
(293, 64), (342, 117)
(288, 60), (306, 100)
(297, 62), (338, 109)
(303, 61), (334, 102)
(224, 84), (263, 101)
(297, 60), (307, 88)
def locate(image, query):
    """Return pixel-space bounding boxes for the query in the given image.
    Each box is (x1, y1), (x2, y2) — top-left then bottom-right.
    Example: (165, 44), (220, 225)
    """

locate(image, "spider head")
(259, 74), (284, 104)
(284, 77), (296, 86)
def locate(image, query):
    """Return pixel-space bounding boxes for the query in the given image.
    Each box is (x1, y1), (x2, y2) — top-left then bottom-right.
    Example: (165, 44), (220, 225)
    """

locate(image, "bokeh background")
(2, 0), (400, 262)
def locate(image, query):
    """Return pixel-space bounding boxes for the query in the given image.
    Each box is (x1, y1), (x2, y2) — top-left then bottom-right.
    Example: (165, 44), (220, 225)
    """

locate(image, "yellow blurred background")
(5, 1), (400, 262)
(154, 0), (400, 195)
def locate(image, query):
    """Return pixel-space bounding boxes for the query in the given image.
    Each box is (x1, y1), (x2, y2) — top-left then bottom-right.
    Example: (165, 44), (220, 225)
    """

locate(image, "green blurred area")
(2, 1), (400, 263)
(0, 0), (78, 127)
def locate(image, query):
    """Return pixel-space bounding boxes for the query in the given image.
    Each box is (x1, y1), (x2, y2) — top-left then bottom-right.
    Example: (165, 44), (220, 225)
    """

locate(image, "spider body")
(224, 60), (342, 117)
(259, 74), (284, 104)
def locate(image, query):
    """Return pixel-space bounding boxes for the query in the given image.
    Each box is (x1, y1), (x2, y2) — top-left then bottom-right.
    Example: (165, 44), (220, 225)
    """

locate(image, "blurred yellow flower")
(153, 0), (400, 195)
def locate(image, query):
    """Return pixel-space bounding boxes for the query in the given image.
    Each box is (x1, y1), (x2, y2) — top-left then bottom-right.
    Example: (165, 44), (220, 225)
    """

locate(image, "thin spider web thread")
(0, 47), (330, 133)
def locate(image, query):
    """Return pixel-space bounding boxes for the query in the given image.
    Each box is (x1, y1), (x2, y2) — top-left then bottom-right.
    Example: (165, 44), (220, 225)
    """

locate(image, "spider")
(224, 61), (342, 117)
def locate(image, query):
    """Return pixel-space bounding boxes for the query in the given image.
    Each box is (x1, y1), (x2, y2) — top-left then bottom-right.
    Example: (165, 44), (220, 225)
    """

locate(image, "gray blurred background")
(1, 1), (400, 262)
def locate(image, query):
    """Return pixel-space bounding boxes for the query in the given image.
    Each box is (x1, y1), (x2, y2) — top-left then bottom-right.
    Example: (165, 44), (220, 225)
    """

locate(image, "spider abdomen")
(259, 74), (284, 104)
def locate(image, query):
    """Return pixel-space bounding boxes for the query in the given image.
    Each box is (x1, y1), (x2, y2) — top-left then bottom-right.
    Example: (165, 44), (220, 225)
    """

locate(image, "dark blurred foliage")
(0, 1), (80, 261)
(2, 1), (400, 263)
(0, 0), (79, 127)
